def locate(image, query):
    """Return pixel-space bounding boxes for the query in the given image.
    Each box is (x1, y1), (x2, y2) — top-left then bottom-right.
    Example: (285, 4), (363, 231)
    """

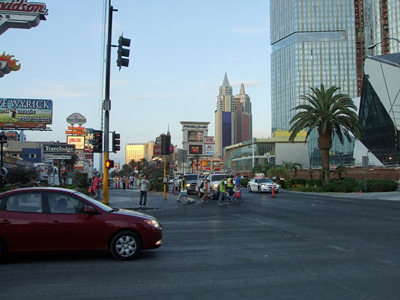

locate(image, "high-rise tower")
(215, 72), (235, 157)
(234, 83), (252, 143)
(270, 0), (358, 133)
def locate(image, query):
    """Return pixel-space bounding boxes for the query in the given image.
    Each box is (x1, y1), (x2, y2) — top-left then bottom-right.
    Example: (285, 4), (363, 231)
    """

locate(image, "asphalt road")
(1, 189), (399, 300)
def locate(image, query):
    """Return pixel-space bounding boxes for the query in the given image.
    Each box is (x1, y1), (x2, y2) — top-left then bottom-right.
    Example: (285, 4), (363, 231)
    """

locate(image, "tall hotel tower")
(215, 73), (236, 157)
(234, 83), (252, 144)
(215, 73), (253, 157)
(270, 0), (359, 133)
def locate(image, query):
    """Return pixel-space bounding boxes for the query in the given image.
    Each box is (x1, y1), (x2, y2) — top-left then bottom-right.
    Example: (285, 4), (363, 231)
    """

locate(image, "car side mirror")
(84, 206), (96, 214)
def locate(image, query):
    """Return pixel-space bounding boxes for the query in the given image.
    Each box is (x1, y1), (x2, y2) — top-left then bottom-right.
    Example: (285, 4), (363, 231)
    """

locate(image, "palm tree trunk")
(321, 149), (330, 185)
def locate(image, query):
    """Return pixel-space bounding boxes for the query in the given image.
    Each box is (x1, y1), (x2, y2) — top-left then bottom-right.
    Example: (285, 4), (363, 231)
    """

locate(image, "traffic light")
(116, 35), (131, 69)
(161, 135), (171, 155)
(112, 132), (121, 153)
(105, 160), (114, 169)
(93, 130), (103, 153)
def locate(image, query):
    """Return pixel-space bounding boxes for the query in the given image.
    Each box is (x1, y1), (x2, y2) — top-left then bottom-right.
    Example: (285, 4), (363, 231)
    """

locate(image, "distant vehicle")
(34, 163), (49, 181)
(197, 173), (230, 199)
(174, 174), (198, 194)
(247, 178), (279, 193)
(0, 187), (162, 261)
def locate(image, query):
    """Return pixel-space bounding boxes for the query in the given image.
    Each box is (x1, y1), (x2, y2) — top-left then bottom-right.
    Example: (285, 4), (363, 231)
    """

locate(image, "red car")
(0, 187), (162, 261)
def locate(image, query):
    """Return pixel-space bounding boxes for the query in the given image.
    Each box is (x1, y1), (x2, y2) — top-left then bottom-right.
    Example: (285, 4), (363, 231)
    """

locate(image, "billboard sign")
(153, 145), (161, 156)
(43, 144), (75, 154)
(67, 135), (84, 150)
(0, 98), (52, 129)
(188, 131), (204, 142)
(189, 144), (203, 155)
(66, 113), (86, 126)
(204, 136), (215, 144)
(0, 0), (48, 36)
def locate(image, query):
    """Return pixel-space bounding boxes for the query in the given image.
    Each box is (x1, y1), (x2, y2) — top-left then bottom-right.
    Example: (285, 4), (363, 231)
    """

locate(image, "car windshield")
(186, 175), (198, 180)
(259, 178), (273, 183)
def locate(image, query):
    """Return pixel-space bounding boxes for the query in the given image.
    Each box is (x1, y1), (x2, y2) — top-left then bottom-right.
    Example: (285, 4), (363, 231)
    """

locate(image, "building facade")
(215, 73), (235, 157)
(359, 54), (400, 165)
(270, 0), (400, 167)
(215, 73), (252, 157)
(234, 83), (252, 144)
(125, 143), (146, 165)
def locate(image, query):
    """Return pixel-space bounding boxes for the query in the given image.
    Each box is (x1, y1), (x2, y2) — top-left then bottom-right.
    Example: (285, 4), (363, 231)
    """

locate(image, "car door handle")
(50, 221), (60, 225)
(1, 219), (11, 225)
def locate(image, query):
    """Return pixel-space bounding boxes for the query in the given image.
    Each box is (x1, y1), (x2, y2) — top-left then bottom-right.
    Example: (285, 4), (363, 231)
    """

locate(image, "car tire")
(0, 237), (7, 262)
(248, 186), (252, 192)
(110, 230), (142, 261)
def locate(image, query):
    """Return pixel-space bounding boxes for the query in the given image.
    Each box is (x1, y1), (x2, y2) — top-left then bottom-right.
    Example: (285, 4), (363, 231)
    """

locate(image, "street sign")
(46, 155), (72, 160)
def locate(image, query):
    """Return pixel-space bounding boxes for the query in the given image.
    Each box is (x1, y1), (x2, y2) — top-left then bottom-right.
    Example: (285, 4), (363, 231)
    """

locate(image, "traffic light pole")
(103, 4), (115, 205)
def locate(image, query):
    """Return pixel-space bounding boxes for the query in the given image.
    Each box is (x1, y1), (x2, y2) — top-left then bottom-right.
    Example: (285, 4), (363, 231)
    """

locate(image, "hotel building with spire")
(215, 73), (252, 157)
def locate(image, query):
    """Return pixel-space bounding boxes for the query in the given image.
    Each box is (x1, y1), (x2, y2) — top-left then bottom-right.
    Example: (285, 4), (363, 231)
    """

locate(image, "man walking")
(93, 174), (101, 200)
(138, 174), (151, 208)
(218, 176), (229, 206)
(177, 174), (192, 204)
(201, 178), (209, 203)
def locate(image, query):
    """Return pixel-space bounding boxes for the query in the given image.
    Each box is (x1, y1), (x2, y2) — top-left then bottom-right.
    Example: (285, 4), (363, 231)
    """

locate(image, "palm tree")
(268, 165), (288, 186)
(282, 161), (303, 179)
(289, 84), (361, 185)
(334, 164), (347, 180)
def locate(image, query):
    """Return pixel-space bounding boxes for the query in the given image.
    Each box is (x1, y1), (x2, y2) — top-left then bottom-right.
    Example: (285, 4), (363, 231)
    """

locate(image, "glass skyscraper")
(270, 0), (400, 167)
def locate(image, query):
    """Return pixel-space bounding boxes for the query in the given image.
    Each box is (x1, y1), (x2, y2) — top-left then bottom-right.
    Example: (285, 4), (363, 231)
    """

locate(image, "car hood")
(111, 208), (157, 220)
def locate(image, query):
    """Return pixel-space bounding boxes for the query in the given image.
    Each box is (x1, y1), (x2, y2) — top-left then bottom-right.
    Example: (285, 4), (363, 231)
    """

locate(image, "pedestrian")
(93, 174), (101, 200)
(177, 174), (191, 203)
(227, 175), (234, 197)
(130, 175), (134, 188)
(122, 177), (126, 190)
(235, 173), (241, 190)
(125, 177), (130, 190)
(201, 178), (209, 203)
(218, 176), (229, 206)
(138, 174), (151, 208)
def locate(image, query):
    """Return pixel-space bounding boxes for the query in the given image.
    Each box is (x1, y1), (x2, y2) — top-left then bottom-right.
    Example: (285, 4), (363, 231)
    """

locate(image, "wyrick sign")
(0, 0), (48, 35)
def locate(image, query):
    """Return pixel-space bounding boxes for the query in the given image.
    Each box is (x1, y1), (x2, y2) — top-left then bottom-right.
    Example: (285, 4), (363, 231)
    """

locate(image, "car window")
(4, 192), (43, 213)
(186, 175), (198, 180)
(212, 175), (228, 182)
(259, 179), (272, 183)
(47, 192), (90, 214)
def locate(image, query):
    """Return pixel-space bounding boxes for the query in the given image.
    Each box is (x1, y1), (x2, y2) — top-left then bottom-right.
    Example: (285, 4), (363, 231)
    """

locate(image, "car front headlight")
(186, 183), (190, 187)
(144, 219), (161, 229)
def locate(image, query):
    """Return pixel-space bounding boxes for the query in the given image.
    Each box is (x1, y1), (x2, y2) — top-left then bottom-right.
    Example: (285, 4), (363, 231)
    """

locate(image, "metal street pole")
(163, 154), (167, 200)
(103, 4), (116, 205)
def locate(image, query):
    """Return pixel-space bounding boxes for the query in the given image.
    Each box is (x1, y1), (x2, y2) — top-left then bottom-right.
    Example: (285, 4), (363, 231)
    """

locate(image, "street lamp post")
(367, 37), (400, 52)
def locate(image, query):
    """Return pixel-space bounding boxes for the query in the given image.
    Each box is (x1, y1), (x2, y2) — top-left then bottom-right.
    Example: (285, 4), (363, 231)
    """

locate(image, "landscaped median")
(284, 177), (398, 193)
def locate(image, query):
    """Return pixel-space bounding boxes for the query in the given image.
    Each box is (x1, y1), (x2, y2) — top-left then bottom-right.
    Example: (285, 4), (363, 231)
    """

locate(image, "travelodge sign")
(0, 0), (48, 36)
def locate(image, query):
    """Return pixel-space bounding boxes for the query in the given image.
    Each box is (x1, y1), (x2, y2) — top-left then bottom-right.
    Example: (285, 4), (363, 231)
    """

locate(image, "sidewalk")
(286, 190), (400, 201)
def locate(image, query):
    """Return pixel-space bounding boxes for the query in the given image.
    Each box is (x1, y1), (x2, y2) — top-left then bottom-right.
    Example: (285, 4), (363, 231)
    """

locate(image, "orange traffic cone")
(271, 186), (276, 198)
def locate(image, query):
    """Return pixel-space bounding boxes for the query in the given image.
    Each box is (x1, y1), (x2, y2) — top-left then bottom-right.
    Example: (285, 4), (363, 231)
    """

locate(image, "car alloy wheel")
(110, 230), (142, 261)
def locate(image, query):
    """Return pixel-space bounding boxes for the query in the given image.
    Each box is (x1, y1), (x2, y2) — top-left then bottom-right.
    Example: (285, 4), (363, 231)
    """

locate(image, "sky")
(1, 0), (271, 166)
